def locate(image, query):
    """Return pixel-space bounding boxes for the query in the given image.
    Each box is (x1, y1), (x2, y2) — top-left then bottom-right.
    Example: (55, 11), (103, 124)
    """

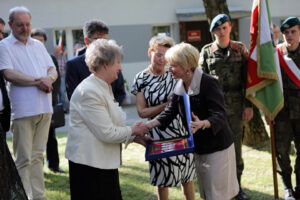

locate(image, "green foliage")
(6, 131), (295, 200)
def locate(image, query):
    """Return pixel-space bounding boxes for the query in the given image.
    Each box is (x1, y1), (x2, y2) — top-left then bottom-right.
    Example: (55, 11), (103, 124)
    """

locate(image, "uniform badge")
(284, 24), (290, 29)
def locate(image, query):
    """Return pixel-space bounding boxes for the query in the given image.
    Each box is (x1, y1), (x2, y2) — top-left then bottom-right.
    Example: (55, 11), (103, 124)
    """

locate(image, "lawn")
(6, 130), (295, 200)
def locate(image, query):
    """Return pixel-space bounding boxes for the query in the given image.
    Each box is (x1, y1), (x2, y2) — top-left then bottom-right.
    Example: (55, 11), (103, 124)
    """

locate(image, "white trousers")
(12, 113), (52, 200)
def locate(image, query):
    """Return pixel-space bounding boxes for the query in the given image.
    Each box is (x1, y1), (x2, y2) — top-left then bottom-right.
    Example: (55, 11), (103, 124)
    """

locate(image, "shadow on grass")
(119, 165), (158, 200)
(248, 139), (271, 152)
(120, 181), (157, 200)
(245, 137), (296, 156)
(44, 172), (70, 192)
(121, 165), (278, 200)
(121, 164), (149, 174)
(242, 188), (280, 200)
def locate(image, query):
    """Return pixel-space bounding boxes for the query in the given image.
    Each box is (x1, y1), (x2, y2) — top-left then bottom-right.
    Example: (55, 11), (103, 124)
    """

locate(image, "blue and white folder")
(145, 91), (194, 161)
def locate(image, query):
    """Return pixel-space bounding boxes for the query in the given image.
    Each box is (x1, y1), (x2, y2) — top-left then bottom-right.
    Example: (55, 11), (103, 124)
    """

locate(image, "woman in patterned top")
(131, 36), (195, 200)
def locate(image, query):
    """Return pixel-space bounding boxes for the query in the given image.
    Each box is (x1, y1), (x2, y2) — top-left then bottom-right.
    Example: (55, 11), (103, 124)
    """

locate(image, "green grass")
(6, 131), (295, 200)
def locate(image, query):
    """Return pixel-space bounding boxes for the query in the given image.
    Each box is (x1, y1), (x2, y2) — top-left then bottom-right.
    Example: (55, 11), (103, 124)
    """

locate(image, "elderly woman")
(131, 36), (195, 200)
(65, 39), (150, 200)
(147, 42), (239, 200)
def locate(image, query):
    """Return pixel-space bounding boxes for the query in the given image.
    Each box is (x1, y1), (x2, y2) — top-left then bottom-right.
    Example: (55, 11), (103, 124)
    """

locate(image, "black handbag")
(51, 103), (65, 128)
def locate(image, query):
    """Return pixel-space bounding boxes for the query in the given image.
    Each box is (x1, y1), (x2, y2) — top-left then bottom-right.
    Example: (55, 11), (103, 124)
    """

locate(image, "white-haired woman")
(131, 36), (195, 200)
(147, 42), (239, 200)
(65, 39), (151, 200)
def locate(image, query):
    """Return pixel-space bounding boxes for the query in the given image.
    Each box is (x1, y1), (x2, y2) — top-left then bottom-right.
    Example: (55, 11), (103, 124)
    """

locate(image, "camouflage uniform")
(199, 40), (250, 184)
(275, 43), (300, 191)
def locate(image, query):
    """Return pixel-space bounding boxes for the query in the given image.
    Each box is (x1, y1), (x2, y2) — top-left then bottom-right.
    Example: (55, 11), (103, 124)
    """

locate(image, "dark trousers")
(68, 160), (123, 200)
(275, 118), (300, 189)
(46, 127), (59, 168)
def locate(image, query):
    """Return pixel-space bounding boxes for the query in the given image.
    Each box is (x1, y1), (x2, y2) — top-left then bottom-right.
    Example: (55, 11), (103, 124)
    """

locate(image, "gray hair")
(9, 6), (31, 23)
(85, 39), (123, 73)
(31, 28), (47, 41)
(149, 35), (175, 51)
(83, 19), (109, 39)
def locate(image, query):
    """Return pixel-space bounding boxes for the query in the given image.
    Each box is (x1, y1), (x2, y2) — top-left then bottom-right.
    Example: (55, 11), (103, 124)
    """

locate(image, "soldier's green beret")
(280, 17), (300, 32)
(210, 14), (230, 32)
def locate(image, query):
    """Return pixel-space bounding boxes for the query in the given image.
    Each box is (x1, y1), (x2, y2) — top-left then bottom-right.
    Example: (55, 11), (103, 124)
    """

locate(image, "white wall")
(1, 0), (298, 30)
(1, 0), (299, 91)
(0, 0), (203, 28)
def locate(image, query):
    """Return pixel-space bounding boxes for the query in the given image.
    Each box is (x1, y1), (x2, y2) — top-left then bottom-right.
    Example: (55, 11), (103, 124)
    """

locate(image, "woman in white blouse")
(65, 39), (150, 200)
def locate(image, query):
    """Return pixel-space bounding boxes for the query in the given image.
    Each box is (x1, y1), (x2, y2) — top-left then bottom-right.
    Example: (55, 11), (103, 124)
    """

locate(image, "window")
(72, 29), (84, 47)
(152, 25), (171, 37)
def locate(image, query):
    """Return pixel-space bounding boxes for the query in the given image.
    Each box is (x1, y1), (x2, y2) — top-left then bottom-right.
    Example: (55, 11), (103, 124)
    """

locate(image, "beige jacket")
(65, 74), (132, 169)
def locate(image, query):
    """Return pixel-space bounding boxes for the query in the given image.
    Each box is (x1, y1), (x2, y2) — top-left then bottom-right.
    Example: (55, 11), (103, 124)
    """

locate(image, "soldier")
(269, 17), (300, 200)
(199, 14), (253, 200)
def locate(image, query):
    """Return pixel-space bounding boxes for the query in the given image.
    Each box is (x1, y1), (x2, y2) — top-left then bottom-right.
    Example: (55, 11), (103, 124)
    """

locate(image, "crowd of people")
(0, 5), (299, 200)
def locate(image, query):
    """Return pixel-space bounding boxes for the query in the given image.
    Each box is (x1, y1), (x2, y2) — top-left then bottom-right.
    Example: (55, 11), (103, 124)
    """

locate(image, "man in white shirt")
(0, 6), (58, 200)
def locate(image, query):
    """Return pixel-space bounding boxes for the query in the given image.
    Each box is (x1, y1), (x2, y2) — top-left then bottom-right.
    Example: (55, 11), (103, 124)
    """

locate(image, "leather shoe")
(49, 167), (66, 173)
(294, 188), (300, 199)
(235, 188), (249, 200)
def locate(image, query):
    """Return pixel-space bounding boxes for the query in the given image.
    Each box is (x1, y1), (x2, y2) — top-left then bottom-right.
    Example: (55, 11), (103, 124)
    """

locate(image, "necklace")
(148, 66), (165, 76)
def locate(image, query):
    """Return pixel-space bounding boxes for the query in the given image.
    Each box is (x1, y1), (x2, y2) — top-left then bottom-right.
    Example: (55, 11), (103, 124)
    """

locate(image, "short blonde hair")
(165, 42), (199, 71)
(149, 35), (175, 51)
(85, 39), (123, 73)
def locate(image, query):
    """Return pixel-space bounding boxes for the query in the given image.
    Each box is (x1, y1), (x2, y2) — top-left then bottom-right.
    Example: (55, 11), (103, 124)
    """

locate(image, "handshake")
(131, 121), (153, 146)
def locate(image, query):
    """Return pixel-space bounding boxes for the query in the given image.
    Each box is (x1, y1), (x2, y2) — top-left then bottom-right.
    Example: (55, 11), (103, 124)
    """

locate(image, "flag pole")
(269, 122), (279, 199)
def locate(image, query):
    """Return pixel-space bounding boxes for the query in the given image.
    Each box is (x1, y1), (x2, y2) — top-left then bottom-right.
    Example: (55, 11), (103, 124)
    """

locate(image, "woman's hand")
(189, 112), (210, 134)
(131, 121), (150, 137)
(134, 135), (154, 147)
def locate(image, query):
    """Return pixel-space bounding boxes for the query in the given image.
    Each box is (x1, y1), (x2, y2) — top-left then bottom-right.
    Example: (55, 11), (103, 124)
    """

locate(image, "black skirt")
(69, 160), (122, 200)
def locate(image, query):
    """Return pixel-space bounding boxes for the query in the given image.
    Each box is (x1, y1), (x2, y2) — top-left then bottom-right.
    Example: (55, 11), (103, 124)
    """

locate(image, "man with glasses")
(65, 19), (126, 105)
(0, 7), (57, 200)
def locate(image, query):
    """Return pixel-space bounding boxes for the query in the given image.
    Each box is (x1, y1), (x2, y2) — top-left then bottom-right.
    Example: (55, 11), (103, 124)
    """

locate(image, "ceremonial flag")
(246, 0), (284, 120)
(58, 31), (63, 51)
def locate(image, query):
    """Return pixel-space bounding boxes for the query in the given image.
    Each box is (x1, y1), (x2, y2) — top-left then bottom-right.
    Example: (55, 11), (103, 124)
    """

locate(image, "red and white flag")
(246, 0), (284, 120)
(58, 31), (63, 51)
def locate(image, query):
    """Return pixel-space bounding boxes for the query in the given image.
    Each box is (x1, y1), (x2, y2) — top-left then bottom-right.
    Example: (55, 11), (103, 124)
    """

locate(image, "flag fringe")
(247, 94), (284, 121)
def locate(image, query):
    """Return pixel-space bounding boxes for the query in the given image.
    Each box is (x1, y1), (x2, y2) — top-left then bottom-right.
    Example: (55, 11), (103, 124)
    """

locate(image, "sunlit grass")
(6, 130), (296, 200)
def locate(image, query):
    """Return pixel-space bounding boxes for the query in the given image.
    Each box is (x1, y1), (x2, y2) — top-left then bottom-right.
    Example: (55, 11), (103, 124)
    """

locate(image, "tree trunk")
(202, 0), (230, 25)
(243, 106), (269, 146)
(202, 0), (268, 146)
(0, 134), (28, 200)
(202, 0), (234, 40)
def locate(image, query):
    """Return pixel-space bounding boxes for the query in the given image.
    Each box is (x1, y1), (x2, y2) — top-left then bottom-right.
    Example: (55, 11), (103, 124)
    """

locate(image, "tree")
(0, 135), (28, 199)
(201, 0), (269, 146)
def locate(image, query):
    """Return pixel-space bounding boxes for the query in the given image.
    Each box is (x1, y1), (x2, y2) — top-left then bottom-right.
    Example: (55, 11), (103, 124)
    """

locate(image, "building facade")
(0, 0), (299, 89)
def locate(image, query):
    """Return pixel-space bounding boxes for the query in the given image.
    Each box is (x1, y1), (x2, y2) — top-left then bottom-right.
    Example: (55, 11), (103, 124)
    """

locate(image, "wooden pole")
(270, 123), (279, 199)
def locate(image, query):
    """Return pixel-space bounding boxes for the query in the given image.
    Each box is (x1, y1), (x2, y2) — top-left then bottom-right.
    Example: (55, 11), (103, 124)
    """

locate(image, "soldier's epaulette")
(230, 41), (238, 51)
(210, 42), (218, 53)
(230, 40), (245, 51)
(277, 43), (287, 55)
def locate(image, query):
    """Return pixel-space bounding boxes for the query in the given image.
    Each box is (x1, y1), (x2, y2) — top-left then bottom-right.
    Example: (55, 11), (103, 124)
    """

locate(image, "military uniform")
(275, 42), (300, 192)
(199, 40), (250, 184)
